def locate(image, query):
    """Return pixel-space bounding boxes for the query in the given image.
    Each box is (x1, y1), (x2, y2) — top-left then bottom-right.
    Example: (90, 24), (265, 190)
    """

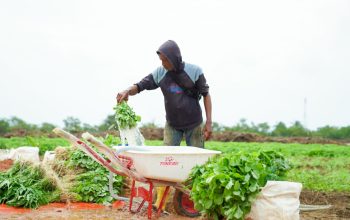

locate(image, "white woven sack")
(246, 181), (302, 220)
(9, 146), (40, 164)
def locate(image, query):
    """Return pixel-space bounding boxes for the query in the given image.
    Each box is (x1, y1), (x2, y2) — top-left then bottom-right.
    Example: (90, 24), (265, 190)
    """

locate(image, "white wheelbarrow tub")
(116, 146), (221, 183)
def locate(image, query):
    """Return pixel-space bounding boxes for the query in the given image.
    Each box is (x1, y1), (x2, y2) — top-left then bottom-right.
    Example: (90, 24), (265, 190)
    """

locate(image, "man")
(116, 40), (212, 211)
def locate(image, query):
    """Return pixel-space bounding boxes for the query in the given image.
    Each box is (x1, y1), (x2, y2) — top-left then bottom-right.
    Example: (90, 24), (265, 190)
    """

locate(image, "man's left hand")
(203, 121), (212, 141)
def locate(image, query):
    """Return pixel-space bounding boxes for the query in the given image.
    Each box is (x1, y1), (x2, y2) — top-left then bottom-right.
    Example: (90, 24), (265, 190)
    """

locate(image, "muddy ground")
(1, 191), (349, 220)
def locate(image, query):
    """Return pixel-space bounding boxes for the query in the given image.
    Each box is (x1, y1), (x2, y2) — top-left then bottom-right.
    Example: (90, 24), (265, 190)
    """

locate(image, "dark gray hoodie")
(136, 40), (209, 130)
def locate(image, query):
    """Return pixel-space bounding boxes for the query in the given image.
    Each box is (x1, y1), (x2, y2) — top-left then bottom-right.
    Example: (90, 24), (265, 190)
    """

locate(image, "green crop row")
(1, 137), (349, 192)
(0, 137), (70, 155)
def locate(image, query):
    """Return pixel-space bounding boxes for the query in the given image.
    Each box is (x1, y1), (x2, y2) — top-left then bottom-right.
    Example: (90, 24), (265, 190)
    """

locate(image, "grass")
(204, 141), (350, 192)
(0, 137), (70, 155)
(1, 137), (349, 192)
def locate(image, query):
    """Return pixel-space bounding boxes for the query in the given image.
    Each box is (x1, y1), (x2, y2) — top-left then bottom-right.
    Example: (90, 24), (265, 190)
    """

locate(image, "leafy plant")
(0, 162), (60, 208)
(114, 101), (141, 129)
(69, 149), (101, 171)
(187, 151), (292, 220)
(67, 146), (124, 204)
(102, 134), (121, 147)
(72, 167), (123, 205)
(25, 136), (39, 147)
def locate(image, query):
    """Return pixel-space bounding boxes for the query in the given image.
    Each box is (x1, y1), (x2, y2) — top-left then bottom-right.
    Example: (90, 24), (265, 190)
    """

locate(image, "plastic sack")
(42, 151), (56, 165)
(9, 146), (40, 164)
(246, 181), (302, 220)
(0, 149), (11, 161)
(119, 127), (145, 146)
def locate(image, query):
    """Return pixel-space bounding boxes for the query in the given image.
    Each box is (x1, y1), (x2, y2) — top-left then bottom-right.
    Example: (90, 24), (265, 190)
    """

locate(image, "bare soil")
(210, 131), (345, 145)
(0, 159), (13, 172)
(2, 128), (347, 145)
(300, 190), (350, 220)
(1, 191), (349, 220)
(139, 129), (347, 145)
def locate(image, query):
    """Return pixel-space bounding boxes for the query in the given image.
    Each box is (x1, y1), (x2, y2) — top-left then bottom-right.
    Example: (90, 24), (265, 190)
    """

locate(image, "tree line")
(0, 116), (350, 140)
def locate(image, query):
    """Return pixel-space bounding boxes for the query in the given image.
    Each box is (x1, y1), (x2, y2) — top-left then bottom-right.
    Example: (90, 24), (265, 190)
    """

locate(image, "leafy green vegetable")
(0, 162), (60, 208)
(72, 167), (123, 205)
(114, 101), (141, 129)
(67, 147), (124, 205)
(102, 134), (121, 146)
(187, 151), (292, 220)
(69, 149), (101, 171)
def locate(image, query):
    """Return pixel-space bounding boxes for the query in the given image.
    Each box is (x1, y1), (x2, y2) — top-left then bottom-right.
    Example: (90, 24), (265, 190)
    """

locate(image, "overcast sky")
(0, 0), (349, 130)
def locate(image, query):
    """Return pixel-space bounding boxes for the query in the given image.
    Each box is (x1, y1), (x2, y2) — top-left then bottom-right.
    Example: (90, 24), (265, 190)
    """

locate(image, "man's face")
(158, 53), (174, 71)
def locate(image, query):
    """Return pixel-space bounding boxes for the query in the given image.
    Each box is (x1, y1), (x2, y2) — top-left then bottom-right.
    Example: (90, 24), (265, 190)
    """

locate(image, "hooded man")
(117, 40), (212, 143)
(116, 40), (212, 211)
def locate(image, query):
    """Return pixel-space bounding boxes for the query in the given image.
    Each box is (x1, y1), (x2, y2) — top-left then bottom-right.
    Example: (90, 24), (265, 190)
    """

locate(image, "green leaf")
(244, 174), (250, 183)
(233, 181), (240, 191)
(234, 206), (244, 219)
(249, 182), (258, 192)
(251, 170), (259, 179)
(226, 179), (234, 189)
(204, 199), (213, 209)
(206, 175), (215, 184)
(214, 194), (223, 205)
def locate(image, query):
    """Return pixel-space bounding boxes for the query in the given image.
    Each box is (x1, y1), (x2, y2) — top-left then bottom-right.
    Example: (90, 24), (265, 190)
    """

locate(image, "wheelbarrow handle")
(82, 132), (146, 182)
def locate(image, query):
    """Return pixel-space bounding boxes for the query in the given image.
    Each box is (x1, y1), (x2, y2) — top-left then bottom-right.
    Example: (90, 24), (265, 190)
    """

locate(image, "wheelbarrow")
(53, 128), (221, 219)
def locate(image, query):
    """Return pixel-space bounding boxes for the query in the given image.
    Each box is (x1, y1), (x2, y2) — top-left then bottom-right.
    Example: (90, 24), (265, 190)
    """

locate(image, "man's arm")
(116, 73), (160, 103)
(203, 93), (212, 140)
(116, 85), (138, 103)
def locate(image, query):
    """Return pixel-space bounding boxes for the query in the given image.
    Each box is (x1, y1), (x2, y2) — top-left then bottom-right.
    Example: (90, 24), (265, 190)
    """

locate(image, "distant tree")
(8, 116), (37, 131)
(271, 122), (289, 137)
(288, 121), (309, 137)
(0, 119), (10, 135)
(315, 125), (344, 139)
(98, 114), (117, 131)
(63, 117), (82, 133)
(231, 118), (251, 132)
(338, 126), (350, 139)
(256, 122), (270, 135)
(82, 123), (98, 133)
(212, 122), (225, 132)
(40, 122), (57, 133)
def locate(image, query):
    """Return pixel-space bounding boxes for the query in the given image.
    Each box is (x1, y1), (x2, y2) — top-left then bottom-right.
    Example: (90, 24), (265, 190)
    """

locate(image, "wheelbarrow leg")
(156, 186), (171, 217)
(129, 180), (154, 219)
(147, 182), (153, 219)
(129, 180), (136, 213)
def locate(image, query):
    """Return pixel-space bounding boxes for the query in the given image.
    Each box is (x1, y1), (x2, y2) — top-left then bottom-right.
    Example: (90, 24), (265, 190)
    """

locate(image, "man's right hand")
(116, 85), (138, 103)
(116, 90), (129, 103)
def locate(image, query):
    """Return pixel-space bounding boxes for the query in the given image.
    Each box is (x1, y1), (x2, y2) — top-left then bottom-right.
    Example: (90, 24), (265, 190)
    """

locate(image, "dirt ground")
(0, 159), (13, 172)
(299, 191), (350, 220)
(1, 191), (349, 220)
(3, 128), (348, 145)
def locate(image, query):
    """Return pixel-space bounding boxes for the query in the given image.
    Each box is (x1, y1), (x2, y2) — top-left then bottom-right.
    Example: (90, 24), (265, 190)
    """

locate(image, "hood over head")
(156, 40), (184, 72)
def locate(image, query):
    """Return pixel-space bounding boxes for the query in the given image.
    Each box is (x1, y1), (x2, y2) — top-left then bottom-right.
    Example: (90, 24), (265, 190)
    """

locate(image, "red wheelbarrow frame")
(53, 128), (198, 219)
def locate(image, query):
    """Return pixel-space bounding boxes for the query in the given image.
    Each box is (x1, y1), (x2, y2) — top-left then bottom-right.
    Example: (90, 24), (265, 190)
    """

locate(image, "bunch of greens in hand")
(114, 101), (141, 129)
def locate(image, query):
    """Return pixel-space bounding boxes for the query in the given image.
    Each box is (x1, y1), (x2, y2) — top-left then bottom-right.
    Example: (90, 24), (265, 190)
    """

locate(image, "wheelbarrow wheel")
(173, 189), (200, 217)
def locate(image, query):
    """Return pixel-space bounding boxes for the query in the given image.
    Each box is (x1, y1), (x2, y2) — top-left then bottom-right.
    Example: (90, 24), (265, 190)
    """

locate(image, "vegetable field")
(0, 137), (349, 219)
(1, 137), (349, 192)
